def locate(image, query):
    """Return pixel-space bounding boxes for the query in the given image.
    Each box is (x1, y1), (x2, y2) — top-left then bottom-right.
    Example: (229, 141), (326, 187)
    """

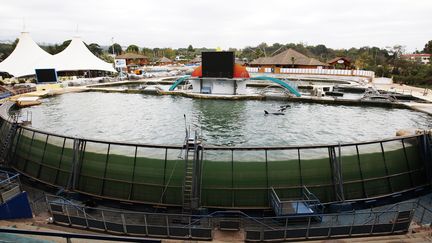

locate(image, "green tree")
(126, 44), (139, 53)
(0, 38), (18, 61)
(99, 53), (114, 63)
(163, 48), (176, 59)
(187, 44), (194, 52)
(141, 47), (155, 59)
(423, 40), (432, 54)
(42, 40), (71, 55)
(108, 43), (122, 55)
(354, 52), (373, 69)
(86, 43), (103, 56)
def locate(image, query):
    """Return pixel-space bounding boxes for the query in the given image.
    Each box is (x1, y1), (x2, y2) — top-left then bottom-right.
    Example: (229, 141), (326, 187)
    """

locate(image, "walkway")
(375, 83), (432, 115)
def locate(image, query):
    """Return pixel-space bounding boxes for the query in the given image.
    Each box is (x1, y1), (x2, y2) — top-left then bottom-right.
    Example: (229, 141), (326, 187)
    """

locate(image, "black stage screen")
(202, 52), (234, 78)
(35, 69), (58, 83)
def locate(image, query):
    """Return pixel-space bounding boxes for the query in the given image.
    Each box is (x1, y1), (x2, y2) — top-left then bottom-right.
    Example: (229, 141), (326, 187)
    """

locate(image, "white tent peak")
(50, 37), (115, 73)
(0, 32), (53, 77)
(0, 33), (116, 77)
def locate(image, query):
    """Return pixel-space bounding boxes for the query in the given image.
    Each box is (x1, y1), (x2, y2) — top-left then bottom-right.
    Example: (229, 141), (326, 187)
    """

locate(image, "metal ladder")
(0, 120), (19, 164)
(182, 131), (201, 215)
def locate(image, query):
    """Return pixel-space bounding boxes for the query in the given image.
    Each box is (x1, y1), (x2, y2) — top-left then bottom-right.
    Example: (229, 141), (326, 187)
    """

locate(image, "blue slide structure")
(250, 76), (301, 97)
(169, 75), (190, 91)
(169, 75), (301, 97)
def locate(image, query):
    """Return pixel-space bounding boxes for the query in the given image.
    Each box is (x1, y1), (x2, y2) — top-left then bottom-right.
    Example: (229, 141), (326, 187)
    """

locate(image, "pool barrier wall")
(0, 101), (431, 209)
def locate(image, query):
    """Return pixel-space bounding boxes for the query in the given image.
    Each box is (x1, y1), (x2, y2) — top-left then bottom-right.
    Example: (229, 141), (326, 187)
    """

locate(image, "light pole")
(111, 37), (122, 78)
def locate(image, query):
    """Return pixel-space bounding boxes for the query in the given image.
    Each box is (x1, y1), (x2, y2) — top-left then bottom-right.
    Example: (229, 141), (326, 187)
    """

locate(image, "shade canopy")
(0, 33), (116, 77)
(0, 32), (53, 77)
(48, 37), (116, 73)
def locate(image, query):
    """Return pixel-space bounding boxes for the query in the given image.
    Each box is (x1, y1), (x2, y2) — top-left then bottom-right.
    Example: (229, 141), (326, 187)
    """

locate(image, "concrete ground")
(374, 83), (432, 115)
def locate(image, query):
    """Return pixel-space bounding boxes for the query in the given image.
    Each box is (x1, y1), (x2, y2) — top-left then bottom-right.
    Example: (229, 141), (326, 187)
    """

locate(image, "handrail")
(0, 173), (19, 186)
(16, 122), (424, 151)
(0, 228), (161, 243)
(48, 196), (97, 220)
(47, 195), (407, 224)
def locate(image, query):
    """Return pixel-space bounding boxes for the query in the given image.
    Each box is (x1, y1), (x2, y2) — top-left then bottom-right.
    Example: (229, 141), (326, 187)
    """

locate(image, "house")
(156, 56), (173, 65)
(115, 53), (149, 66)
(327, 57), (352, 69)
(400, 54), (431, 64)
(189, 56), (201, 64)
(249, 48), (328, 72)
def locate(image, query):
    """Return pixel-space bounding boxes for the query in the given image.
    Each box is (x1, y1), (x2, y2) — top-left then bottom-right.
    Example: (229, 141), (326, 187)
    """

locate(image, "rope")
(159, 146), (185, 203)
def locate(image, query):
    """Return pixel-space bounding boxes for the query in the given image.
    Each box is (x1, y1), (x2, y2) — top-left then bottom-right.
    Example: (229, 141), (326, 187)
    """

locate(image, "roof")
(190, 56), (201, 63)
(157, 56), (172, 63)
(328, 57), (352, 64)
(47, 37), (116, 73)
(0, 33), (116, 77)
(250, 48), (328, 66)
(0, 32), (53, 77)
(116, 53), (148, 59)
(401, 54), (432, 57)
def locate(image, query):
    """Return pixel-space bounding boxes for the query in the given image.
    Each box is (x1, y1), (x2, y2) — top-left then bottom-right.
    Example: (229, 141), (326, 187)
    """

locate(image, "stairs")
(182, 132), (201, 215)
(182, 148), (194, 214)
(0, 122), (19, 163)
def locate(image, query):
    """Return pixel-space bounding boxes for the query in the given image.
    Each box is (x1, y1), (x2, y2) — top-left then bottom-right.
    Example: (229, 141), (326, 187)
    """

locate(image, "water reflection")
(192, 99), (246, 146)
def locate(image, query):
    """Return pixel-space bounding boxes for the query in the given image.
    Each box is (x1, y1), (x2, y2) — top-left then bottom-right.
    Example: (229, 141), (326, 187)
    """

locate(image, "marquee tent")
(0, 32), (116, 77)
(0, 32), (53, 77)
(48, 37), (116, 73)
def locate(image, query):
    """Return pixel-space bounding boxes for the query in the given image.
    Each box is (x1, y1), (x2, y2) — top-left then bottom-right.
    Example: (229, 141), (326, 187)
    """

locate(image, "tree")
(163, 48), (176, 59)
(354, 52), (373, 69)
(423, 40), (432, 54)
(99, 53), (114, 63)
(108, 43), (122, 55)
(86, 43), (103, 56)
(141, 47), (155, 59)
(187, 45), (194, 52)
(0, 38), (18, 61)
(42, 40), (71, 55)
(126, 44), (139, 53)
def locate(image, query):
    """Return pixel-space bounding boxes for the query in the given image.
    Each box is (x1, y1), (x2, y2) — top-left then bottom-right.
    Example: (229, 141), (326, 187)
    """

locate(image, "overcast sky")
(0, 0), (431, 52)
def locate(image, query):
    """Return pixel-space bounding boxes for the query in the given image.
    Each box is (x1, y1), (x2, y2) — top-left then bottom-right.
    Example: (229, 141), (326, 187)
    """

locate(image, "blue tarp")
(0, 191), (33, 220)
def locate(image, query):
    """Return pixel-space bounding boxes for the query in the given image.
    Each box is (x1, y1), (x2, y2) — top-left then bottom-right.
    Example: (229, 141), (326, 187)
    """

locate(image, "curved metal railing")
(0, 102), (430, 209)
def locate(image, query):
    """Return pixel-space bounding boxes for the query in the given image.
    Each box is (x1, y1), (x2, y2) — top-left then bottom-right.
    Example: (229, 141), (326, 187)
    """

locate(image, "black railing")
(46, 194), (416, 242)
(0, 101), (430, 209)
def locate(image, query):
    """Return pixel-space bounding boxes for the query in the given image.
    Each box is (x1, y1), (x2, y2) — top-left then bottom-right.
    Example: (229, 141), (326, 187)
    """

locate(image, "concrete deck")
(375, 83), (432, 115)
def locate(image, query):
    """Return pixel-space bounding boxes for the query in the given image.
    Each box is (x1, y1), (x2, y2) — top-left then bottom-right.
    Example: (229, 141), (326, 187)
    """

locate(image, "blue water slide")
(250, 76), (301, 97)
(169, 75), (190, 91)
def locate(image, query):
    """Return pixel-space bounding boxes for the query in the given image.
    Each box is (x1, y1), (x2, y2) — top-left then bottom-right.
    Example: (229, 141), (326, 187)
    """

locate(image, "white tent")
(48, 37), (116, 73)
(0, 33), (116, 77)
(0, 32), (53, 77)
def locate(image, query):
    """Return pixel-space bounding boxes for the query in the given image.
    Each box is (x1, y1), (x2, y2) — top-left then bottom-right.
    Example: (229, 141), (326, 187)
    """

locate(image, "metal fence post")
(380, 142), (393, 193)
(128, 146), (138, 200)
(121, 213), (127, 234)
(329, 146), (344, 202)
(67, 138), (84, 191)
(100, 143), (111, 196)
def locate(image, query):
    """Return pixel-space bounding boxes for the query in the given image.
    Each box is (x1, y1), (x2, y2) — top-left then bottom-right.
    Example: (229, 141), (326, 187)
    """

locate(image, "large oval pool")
(17, 92), (431, 146)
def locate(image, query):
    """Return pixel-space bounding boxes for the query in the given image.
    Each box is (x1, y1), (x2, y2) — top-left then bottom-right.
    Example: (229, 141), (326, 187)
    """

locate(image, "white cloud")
(0, 0), (431, 52)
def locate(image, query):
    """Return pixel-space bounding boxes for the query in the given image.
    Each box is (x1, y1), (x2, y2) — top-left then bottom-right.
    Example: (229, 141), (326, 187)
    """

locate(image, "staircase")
(182, 132), (202, 215)
(0, 122), (19, 164)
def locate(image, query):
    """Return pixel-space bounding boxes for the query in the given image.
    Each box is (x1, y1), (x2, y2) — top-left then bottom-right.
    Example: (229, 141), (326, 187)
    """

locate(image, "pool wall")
(0, 102), (431, 209)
